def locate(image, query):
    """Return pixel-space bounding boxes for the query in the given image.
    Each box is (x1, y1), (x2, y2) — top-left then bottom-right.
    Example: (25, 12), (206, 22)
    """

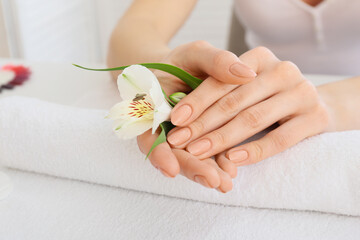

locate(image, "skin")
(108, 0), (360, 192)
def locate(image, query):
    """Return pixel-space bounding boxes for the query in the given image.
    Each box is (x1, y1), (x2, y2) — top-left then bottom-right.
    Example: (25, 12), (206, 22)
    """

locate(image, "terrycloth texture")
(0, 171), (12, 201)
(0, 96), (359, 216)
(1, 168), (359, 240)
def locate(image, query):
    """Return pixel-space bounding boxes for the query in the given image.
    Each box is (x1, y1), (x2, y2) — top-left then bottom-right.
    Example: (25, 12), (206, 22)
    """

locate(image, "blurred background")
(0, 0), (235, 64)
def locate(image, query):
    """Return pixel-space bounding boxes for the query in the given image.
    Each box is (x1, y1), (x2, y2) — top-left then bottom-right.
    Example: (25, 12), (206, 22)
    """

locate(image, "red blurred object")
(1, 64), (31, 86)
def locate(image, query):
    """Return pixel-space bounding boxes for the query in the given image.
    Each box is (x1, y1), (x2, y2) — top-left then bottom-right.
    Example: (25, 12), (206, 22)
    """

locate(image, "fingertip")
(199, 160), (222, 188)
(149, 143), (180, 177)
(229, 62), (257, 79)
(170, 104), (193, 126)
(227, 164), (238, 179)
(217, 178), (233, 193)
(216, 154), (238, 179)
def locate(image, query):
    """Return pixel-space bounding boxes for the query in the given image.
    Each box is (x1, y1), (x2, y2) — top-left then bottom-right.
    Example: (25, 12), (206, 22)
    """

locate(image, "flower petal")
(149, 76), (168, 107)
(152, 102), (172, 134)
(117, 65), (158, 100)
(148, 75), (172, 134)
(114, 119), (153, 139)
(107, 100), (134, 120)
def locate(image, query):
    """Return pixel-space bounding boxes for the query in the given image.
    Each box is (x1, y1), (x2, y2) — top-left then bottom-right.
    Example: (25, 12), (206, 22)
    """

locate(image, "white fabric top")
(234, 0), (360, 75)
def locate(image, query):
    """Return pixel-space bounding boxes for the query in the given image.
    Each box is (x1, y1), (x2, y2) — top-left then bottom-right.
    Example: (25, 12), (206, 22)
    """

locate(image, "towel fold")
(0, 96), (359, 216)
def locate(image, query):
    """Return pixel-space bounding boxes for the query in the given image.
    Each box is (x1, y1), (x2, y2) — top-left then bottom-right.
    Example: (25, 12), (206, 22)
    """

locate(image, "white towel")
(1, 168), (359, 240)
(0, 171), (12, 201)
(0, 96), (359, 216)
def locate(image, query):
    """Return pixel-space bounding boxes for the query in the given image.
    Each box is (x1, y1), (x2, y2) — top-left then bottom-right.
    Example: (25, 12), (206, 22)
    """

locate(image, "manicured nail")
(187, 139), (211, 156)
(229, 63), (257, 78)
(194, 175), (211, 188)
(159, 168), (173, 178)
(167, 128), (191, 145)
(171, 104), (192, 125)
(228, 150), (248, 163)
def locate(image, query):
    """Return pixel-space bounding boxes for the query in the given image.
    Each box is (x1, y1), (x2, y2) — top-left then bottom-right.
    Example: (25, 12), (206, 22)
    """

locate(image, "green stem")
(73, 63), (202, 90)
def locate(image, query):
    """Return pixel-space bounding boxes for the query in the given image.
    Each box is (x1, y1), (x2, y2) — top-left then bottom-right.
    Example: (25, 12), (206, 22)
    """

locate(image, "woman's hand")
(136, 41), (256, 192)
(167, 47), (331, 167)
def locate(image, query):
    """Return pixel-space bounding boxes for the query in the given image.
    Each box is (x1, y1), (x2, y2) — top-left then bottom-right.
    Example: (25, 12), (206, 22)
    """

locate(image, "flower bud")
(169, 92), (187, 104)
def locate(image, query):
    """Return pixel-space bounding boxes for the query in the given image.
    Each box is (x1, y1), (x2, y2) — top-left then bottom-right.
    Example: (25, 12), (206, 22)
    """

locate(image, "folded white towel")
(0, 171), (12, 201)
(0, 96), (359, 216)
(1, 169), (359, 240)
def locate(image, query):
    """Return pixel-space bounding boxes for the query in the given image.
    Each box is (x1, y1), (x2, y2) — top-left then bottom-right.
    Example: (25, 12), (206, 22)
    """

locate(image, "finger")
(137, 130), (180, 177)
(170, 77), (238, 126)
(238, 46), (279, 73)
(226, 112), (326, 166)
(204, 158), (233, 193)
(215, 152), (238, 179)
(168, 72), (287, 147)
(186, 89), (302, 159)
(182, 41), (257, 84)
(172, 149), (221, 189)
(170, 46), (280, 128)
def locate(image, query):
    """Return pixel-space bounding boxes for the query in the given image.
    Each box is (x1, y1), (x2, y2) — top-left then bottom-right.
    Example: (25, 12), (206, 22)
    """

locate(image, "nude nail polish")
(167, 128), (191, 145)
(229, 63), (257, 78)
(228, 150), (248, 163)
(187, 139), (211, 156)
(194, 175), (211, 188)
(171, 104), (192, 125)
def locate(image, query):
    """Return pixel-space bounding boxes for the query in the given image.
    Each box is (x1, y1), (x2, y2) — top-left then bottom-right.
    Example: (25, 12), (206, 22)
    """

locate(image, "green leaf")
(73, 63), (202, 90)
(145, 121), (175, 159)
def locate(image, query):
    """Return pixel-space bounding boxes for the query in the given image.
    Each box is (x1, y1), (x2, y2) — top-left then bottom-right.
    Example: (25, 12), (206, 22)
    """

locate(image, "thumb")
(180, 41), (256, 84)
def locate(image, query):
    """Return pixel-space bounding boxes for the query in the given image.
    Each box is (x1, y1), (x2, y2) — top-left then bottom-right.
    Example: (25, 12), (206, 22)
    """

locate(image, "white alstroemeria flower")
(107, 65), (172, 139)
(0, 70), (15, 86)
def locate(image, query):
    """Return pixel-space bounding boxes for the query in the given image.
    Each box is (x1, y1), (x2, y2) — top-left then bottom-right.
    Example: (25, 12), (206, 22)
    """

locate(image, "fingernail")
(194, 175), (211, 188)
(171, 104), (192, 125)
(228, 150), (248, 163)
(187, 139), (211, 156)
(230, 63), (257, 78)
(167, 128), (191, 145)
(159, 168), (173, 178)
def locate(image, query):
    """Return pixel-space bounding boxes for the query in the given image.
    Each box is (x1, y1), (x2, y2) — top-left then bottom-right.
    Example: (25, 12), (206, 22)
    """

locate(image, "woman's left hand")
(167, 46), (331, 167)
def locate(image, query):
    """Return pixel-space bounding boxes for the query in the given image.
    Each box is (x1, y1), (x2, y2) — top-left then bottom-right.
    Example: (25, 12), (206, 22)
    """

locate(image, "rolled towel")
(0, 96), (359, 216)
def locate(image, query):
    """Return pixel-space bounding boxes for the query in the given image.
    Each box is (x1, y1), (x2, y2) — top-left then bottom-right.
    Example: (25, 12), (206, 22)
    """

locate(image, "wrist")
(317, 85), (338, 132)
(317, 77), (360, 132)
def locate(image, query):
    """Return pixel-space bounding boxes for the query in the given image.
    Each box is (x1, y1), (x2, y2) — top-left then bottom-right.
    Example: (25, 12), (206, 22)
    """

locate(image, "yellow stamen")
(128, 100), (154, 119)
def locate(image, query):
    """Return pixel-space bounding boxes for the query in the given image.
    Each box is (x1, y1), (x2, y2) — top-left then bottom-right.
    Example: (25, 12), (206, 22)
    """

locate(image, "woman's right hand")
(137, 41), (256, 192)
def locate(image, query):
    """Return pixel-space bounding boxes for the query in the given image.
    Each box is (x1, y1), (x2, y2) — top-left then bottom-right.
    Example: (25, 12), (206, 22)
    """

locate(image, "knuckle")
(250, 141), (264, 163)
(239, 109), (263, 129)
(298, 81), (317, 96)
(216, 92), (241, 116)
(295, 81), (319, 107)
(270, 132), (290, 150)
(274, 61), (301, 78)
(253, 46), (274, 58)
(211, 130), (227, 146)
(190, 119), (205, 135)
(183, 93), (204, 111)
(189, 40), (211, 51)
